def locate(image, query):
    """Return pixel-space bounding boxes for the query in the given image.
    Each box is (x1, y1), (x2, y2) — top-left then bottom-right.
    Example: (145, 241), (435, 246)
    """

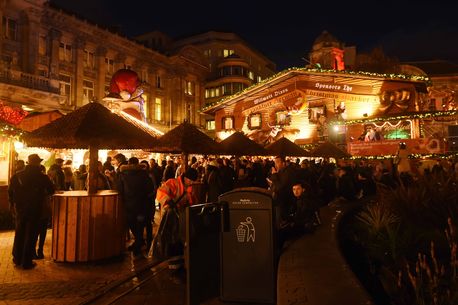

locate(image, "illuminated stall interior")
(201, 67), (456, 157)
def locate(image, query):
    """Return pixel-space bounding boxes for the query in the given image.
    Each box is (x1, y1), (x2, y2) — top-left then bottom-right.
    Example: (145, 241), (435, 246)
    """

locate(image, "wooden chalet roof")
(309, 141), (351, 159)
(265, 137), (309, 157)
(23, 102), (158, 149)
(219, 131), (268, 156)
(152, 121), (221, 154)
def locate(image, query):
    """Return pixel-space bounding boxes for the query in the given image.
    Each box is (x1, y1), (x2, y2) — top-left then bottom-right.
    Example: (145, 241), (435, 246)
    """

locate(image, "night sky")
(50, 0), (458, 70)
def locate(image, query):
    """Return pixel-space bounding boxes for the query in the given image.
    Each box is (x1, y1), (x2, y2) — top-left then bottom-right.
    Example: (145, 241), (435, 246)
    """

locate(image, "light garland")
(330, 110), (458, 126)
(0, 123), (25, 139)
(201, 67), (431, 112)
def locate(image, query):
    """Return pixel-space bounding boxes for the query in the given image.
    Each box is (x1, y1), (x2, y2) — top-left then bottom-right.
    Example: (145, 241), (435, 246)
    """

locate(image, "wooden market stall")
(24, 102), (159, 262)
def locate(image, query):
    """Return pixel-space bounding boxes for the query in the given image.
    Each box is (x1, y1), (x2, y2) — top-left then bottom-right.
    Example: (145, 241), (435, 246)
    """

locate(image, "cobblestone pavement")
(0, 230), (156, 305)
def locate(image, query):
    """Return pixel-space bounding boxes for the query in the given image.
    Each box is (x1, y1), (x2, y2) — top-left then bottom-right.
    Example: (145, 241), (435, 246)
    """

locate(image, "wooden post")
(87, 145), (99, 194)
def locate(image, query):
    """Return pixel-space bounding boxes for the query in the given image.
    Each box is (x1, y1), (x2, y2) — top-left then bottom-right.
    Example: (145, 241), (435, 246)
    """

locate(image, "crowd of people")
(8, 147), (458, 270)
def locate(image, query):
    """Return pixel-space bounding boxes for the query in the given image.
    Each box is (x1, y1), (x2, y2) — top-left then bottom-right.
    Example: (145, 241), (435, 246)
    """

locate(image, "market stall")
(24, 102), (159, 262)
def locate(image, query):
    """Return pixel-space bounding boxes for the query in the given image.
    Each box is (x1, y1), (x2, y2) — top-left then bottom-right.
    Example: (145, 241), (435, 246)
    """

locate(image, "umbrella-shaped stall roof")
(23, 102), (160, 194)
(23, 102), (159, 149)
(153, 121), (221, 154)
(309, 141), (351, 159)
(265, 137), (309, 157)
(219, 131), (268, 156)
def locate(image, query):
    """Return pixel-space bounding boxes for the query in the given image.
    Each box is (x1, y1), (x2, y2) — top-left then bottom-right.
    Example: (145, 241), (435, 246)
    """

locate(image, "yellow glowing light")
(13, 141), (24, 150)
(217, 130), (235, 141)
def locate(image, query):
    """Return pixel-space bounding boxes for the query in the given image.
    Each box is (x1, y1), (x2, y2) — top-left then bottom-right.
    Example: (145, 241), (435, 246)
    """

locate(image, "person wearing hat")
(155, 167), (199, 272)
(8, 154), (54, 269)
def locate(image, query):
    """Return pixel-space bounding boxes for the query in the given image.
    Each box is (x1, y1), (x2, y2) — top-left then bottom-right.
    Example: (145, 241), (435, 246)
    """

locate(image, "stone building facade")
(0, 0), (275, 133)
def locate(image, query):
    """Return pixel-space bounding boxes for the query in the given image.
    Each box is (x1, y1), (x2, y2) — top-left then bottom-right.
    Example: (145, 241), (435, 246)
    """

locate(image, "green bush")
(348, 170), (458, 305)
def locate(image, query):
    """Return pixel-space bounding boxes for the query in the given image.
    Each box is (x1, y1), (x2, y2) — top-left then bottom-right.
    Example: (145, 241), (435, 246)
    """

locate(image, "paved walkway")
(0, 229), (157, 305)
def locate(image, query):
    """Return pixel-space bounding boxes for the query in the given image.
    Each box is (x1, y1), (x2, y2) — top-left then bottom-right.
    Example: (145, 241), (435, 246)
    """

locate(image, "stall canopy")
(309, 141), (351, 159)
(153, 121), (221, 155)
(219, 131), (268, 156)
(23, 102), (160, 149)
(23, 102), (160, 193)
(265, 137), (309, 157)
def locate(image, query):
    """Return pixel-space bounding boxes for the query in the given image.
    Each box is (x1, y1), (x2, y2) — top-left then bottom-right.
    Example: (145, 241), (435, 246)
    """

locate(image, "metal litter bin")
(219, 187), (277, 304)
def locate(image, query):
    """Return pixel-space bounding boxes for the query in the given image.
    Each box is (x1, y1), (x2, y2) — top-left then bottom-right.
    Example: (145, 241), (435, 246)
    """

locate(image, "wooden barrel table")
(51, 190), (125, 262)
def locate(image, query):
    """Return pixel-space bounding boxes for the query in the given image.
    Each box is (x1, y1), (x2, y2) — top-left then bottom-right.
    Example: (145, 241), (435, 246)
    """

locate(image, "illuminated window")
(206, 120), (215, 130)
(223, 49), (235, 57)
(256, 76), (262, 83)
(205, 89), (210, 98)
(155, 97), (162, 121)
(204, 49), (212, 58)
(59, 74), (72, 104)
(105, 57), (114, 74)
(222, 116), (234, 130)
(275, 111), (290, 126)
(185, 81), (194, 95)
(38, 35), (47, 56)
(248, 113), (262, 129)
(2, 17), (17, 40)
(83, 50), (95, 69)
(82, 80), (94, 104)
(59, 42), (72, 62)
(248, 71), (254, 80)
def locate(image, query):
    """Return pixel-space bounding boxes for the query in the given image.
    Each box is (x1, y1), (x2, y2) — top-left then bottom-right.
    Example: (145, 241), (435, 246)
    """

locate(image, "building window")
(248, 71), (254, 80)
(257, 76), (262, 83)
(248, 113), (262, 130)
(59, 42), (72, 62)
(185, 81), (194, 95)
(233, 83), (243, 93)
(59, 74), (72, 104)
(83, 80), (94, 104)
(222, 116), (234, 130)
(223, 49), (235, 58)
(140, 70), (148, 82)
(206, 120), (215, 130)
(204, 49), (212, 58)
(155, 97), (162, 121)
(84, 50), (95, 69)
(38, 35), (47, 56)
(275, 111), (290, 126)
(38, 69), (48, 77)
(223, 83), (232, 95)
(205, 89), (209, 99)
(2, 17), (17, 40)
(156, 75), (162, 88)
(105, 57), (114, 74)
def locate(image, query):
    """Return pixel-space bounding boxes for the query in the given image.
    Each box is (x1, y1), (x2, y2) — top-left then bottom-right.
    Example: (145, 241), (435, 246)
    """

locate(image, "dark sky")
(50, 0), (458, 70)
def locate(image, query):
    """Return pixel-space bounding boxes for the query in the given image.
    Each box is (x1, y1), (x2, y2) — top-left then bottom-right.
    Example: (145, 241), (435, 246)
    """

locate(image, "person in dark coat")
(118, 157), (155, 257)
(270, 156), (298, 221)
(8, 154), (54, 269)
(204, 160), (223, 202)
(47, 158), (65, 190)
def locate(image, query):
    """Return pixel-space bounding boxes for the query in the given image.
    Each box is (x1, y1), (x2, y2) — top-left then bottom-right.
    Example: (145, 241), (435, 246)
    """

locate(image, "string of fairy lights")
(201, 67), (432, 112)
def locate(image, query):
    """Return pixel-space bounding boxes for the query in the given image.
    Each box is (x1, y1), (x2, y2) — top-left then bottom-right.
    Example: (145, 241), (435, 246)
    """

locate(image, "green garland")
(329, 110), (458, 126)
(201, 67), (431, 112)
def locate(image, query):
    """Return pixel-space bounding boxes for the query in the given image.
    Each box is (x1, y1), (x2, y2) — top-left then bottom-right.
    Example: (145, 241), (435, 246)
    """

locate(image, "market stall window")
(275, 111), (290, 126)
(248, 113), (262, 130)
(222, 116), (234, 130)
